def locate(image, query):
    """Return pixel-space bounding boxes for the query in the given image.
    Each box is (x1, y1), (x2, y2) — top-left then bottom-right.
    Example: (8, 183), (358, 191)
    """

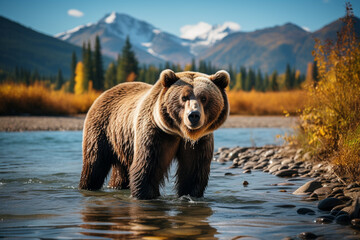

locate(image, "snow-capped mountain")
(55, 12), (239, 65)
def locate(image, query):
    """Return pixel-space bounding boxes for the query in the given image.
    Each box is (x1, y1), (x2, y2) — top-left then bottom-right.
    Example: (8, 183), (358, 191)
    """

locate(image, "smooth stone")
(314, 187), (333, 196)
(341, 197), (360, 219)
(298, 232), (318, 240)
(297, 208), (316, 215)
(318, 197), (344, 211)
(277, 182), (295, 186)
(243, 181), (249, 186)
(293, 180), (323, 195)
(315, 217), (333, 224)
(243, 169), (251, 174)
(243, 162), (256, 170)
(268, 165), (281, 173)
(225, 172), (235, 176)
(275, 169), (298, 177)
(281, 158), (294, 165)
(254, 162), (268, 169)
(351, 218), (360, 229)
(263, 149), (275, 157)
(336, 214), (351, 225)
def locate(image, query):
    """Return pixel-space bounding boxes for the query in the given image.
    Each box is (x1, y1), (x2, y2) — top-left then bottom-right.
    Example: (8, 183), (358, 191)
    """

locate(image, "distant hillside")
(199, 17), (360, 73)
(0, 16), (110, 77)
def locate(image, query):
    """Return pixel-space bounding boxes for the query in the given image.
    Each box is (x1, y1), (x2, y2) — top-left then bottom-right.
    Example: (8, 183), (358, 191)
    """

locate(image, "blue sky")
(0, 0), (359, 37)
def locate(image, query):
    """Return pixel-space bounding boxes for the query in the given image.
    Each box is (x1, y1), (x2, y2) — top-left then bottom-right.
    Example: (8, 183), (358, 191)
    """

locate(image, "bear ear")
(210, 70), (230, 89)
(159, 69), (178, 88)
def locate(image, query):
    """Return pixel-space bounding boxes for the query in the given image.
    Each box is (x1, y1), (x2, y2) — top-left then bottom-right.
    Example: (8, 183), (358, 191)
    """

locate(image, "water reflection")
(80, 191), (217, 239)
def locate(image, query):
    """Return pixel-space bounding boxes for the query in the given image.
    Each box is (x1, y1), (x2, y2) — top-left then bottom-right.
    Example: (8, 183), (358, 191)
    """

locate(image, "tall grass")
(228, 90), (307, 115)
(0, 82), (100, 115)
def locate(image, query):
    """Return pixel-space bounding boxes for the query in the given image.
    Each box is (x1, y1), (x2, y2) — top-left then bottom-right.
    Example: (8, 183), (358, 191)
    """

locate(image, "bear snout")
(188, 110), (201, 126)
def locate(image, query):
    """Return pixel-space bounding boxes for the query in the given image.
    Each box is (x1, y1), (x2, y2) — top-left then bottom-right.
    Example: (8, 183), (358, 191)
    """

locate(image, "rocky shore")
(214, 145), (360, 238)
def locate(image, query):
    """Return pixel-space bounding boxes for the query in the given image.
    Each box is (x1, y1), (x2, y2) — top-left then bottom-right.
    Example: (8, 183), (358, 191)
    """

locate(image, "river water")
(0, 129), (358, 239)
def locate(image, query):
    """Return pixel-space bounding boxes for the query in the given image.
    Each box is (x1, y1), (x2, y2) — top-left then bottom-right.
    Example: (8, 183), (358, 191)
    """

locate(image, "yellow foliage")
(0, 82), (100, 115)
(297, 4), (360, 181)
(228, 90), (307, 115)
(74, 61), (87, 95)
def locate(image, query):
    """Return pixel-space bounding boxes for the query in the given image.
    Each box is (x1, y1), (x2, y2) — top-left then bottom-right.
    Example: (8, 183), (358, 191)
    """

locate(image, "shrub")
(297, 3), (360, 181)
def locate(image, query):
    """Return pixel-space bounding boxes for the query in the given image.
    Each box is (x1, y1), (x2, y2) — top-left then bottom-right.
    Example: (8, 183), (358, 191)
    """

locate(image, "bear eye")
(200, 96), (207, 103)
(182, 96), (188, 102)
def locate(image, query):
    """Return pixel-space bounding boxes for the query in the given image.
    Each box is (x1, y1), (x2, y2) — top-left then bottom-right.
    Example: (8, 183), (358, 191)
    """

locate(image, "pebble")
(315, 217), (333, 224)
(243, 169), (251, 174)
(224, 172), (235, 176)
(351, 218), (360, 229)
(293, 180), (323, 195)
(318, 197), (344, 211)
(335, 214), (351, 225)
(313, 187), (333, 196)
(297, 208), (315, 215)
(275, 169), (298, 177)
(298, 232), (318, 240)
(243, 181), (249, 186)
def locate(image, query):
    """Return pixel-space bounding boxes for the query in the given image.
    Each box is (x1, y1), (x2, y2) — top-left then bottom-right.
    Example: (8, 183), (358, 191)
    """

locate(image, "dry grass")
(227, 90), (307, 115)
(0, 82), (100, 115)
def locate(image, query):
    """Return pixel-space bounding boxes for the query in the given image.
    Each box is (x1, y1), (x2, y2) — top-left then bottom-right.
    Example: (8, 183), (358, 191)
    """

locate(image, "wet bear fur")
(79, 69), (229, 199)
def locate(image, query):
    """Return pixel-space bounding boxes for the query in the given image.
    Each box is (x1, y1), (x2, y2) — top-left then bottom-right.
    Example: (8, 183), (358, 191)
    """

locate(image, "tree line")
(0, 35), (319, 92)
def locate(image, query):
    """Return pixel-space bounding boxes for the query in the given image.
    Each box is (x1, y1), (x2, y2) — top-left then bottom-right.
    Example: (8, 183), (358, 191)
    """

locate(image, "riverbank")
(0, 115), (298, 132)
(214, 145), (360, 234)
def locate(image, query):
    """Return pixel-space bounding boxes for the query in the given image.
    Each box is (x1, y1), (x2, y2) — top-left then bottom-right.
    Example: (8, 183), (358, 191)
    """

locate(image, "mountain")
(56, 12), (240, 65)
(199, 18), (360, 73)
(0, 16), (85, 77)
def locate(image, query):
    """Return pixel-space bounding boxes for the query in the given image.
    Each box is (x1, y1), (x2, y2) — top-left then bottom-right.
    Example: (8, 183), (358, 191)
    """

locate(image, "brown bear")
(79, 69), (229, 199)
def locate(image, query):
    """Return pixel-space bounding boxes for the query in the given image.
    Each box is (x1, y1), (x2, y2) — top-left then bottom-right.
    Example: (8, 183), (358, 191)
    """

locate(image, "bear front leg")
(129, 129), (180, 199)
(176, 134), (214, 198)
(108, 162), (130, 189)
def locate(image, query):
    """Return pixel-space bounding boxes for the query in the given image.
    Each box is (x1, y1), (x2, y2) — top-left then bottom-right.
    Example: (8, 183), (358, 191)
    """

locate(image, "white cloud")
(302, 26), (311, 32)
(68, 9), (84, 18)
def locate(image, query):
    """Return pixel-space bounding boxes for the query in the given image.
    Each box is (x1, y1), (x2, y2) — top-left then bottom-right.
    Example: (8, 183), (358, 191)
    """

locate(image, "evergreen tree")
(54, 69), (64, 90)
(245, 68), (256, 91)
(198, 60), (207, 73)
(117, 36), (139, 83)
(263, 73), (270, 91)
(240, 66), (247, 91)
(93, 35), (104, 90)
(69, 51), (77, 93)
(190, 58), (197, 71)
(86, 41), (93, 85)
(284, 63), (294, 90)
(255, 69), (263, 91)
(270, 70), (279, 91)
(104, 62), (117, 90)
(228, 64), (236, 89)
(82, 42), (90, 91)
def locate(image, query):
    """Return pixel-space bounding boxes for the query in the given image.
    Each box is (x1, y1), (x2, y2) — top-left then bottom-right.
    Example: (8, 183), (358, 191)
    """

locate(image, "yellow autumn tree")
(298, 3), (360, 181)
(74, 61), (87, 95)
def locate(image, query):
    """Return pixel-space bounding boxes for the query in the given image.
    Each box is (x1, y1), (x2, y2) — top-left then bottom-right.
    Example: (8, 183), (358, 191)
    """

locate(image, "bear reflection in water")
(79, 70), (230, 199)
(80, 192), (217, 239)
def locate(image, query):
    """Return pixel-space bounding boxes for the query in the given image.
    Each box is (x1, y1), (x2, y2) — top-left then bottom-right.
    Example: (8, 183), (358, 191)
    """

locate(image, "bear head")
(154, 69), (230, 141)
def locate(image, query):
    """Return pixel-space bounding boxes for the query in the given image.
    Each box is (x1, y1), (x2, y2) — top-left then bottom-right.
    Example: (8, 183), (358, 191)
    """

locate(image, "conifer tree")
(93, 36), (104, 90)
(284, 63), (295, 90)
(240, 66), (247, 91)
(117, 36), (138, 83)
(104, 62), (117, 90)
(263, 73), (270, 91)
(245, 68), (256, 91)
(55, 69), (64, 90)
(255, 69), (263, 91)
(190, 58), (197, 71)
(68, 51), (77, 93)
(270, 70), (279, 91)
